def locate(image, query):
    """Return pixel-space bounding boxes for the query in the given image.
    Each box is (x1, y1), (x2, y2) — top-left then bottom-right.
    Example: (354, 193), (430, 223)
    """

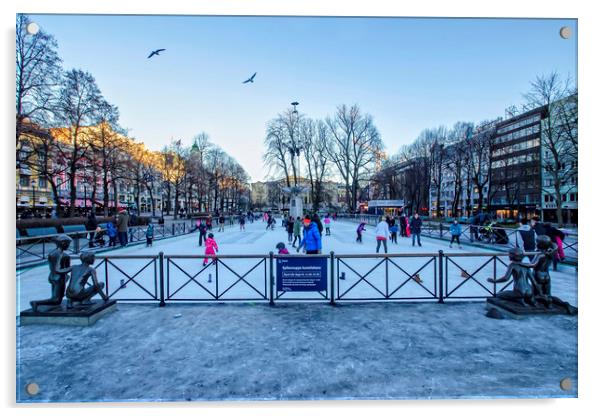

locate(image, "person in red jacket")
(203, 233), (219, 266)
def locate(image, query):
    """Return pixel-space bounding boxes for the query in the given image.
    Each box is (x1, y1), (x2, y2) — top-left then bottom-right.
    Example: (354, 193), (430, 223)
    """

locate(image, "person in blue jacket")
(106, 221), (118, 247)
(297, 215), (322, 255)
(449, 219), (463, 249)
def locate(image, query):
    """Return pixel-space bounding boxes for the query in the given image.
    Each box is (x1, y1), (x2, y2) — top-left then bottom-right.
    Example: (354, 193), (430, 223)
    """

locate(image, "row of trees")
(263, 104), (384, 212)
(16, 14), (250, 218)
(372, 72), (577, 225)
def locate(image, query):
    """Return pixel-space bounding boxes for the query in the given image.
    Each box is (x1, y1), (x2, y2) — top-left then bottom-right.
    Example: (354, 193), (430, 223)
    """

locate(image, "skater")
(117, 208), (129, 247)
(292, 217), (302, 247)
(86, 211), (98, 248)
(239, 213), (246, 231)
(356, 222), (366, 243)
(410, 213), (422, 247)
(312, 213), (324, 236)
(324, 215), (332, 236)
(106, 221), (117, 247)
(146, 222), (154, 247)
(390, 221), (398, 244)
(449, 219), (462, 248)
(543, 223), (566, 270)
(400, 214), (408, 237)
(198, 220), (208, 246)
(203, 233), (219, 266)
(276, 242), (290, 255)
(375, 216), (390, 253)
(297, 216), (322, 255)
(266, 214), (273, 230)
(515, 217), (537, 259)
(219, 214), (225, 232)
(286, 216), (294, 243)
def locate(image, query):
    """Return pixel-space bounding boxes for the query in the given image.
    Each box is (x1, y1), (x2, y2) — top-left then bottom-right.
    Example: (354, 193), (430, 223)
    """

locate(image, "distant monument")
(282, 185), (309, 219)
(486, 236), (577, 319)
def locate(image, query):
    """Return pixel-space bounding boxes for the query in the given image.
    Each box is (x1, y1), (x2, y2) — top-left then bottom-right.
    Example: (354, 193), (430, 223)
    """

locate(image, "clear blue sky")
(28, 14), (577, 181)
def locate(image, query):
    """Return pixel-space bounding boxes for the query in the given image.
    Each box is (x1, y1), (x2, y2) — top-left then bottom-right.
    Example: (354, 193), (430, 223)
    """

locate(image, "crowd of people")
(83, 208), (141, 249)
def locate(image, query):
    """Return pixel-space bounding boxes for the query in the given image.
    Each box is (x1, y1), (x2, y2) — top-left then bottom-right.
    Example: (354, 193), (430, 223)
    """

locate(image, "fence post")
(439, 223), (443, 238)
(172, 223), (175, 236)
(438, 250), (444, 304)
(330, 251), (335, 306)
(74, 235), (80, 253)
(159, 251), (166, 307)
(269, 251), (275, 306)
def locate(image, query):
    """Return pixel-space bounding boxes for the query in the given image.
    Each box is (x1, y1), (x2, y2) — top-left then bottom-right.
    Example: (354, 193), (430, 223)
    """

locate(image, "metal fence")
(44, 250), (541, 306)
(16, 221), (192, 269)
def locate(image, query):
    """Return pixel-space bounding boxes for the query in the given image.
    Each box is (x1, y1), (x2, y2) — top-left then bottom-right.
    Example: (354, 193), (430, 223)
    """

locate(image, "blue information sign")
(276, 257), (327, 292)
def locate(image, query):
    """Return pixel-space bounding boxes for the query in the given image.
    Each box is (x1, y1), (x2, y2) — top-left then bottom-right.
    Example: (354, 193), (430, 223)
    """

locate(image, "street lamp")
(83, 184), (88, 215)
(30, 179), (36, 215)
(290, 101), (301, 186)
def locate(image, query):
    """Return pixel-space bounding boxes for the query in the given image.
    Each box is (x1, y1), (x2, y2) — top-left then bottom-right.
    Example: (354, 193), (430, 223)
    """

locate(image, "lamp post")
(290, 101), (300, 186)
(83, 184), (88, 216)
(30, 179), (36, 216)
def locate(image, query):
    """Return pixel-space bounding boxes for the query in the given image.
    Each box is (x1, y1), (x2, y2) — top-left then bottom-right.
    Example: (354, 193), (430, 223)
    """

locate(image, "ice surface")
(16, 218), (578, 313)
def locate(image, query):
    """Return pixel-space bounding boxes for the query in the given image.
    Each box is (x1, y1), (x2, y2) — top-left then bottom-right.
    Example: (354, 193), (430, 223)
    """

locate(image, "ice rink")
(16, 218), (578, 314)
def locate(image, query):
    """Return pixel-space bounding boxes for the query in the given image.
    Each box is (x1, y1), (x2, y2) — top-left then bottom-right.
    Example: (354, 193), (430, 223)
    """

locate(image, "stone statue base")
(289, 196), (304, 219)
(486, 297), (577, 320)
(19, 300), (117, 326)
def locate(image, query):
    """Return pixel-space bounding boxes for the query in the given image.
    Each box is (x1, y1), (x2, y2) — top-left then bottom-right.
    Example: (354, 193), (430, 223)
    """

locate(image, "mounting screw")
(25, 382), (39, 395)
(26, 22), (39, 35)
(559, 26), (571, 39)
(560, 378), (572, 391)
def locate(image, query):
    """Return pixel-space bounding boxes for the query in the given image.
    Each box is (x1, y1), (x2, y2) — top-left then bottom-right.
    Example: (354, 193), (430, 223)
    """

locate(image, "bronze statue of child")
(529, 235), (558, 307)
(66, 252), (109, 308)
(30, 234), (73, 312)
(488, 247), (537, 307)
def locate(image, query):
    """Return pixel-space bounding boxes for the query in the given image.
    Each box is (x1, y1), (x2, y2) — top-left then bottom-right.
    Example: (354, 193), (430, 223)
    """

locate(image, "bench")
(25, 227), (57, 237)
(62, 224), (87, 234)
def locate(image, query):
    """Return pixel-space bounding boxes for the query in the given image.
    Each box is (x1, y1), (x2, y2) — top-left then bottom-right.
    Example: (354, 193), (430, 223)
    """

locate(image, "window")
(38, 177), (47, 188)
(569, 193), (575, 202)
(19, 175), (30, 187)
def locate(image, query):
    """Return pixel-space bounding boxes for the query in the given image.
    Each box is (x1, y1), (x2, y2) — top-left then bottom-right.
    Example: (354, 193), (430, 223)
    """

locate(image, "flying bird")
(242, 72), (257, 84)
(147, 49), (166, 59)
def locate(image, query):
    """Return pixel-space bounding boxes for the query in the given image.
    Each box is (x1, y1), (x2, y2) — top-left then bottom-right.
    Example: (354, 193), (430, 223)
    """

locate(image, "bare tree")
(263, 117), (293, 187)
(300, 119), (331, 211)
(523, 72), (577, 226)
(325, 104), (383, 212)
(16, 14), (62, 164)
(52, 69), (103, 217)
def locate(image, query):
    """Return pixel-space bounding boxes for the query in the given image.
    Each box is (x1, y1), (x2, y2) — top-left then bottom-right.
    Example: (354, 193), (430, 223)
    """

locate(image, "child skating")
(356, 222), (366, 243)
(324, 215), (331, 236)
(276, 242), (290, 254)
(449, 219), (463, 248)
(146, 223), (154, 247)
(203, 233), (219, 266)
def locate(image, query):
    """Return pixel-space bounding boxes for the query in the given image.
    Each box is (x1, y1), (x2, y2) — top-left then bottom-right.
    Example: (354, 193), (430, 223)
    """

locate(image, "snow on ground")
(17, 302), (577, 402)
(17, 218), (578, 313)
(16, 219), (578, 402)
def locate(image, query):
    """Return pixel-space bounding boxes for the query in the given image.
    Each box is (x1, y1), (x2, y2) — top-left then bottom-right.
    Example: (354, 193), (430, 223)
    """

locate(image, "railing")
(16, 221), (192, 269)
(165, 254), (269, 302)
(334, 253), (439, 302)
(21, 250), (549, 307)
(80, 254), (161, 303)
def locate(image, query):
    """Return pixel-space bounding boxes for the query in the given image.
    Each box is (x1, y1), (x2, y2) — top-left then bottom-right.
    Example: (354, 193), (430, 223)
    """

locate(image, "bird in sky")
(147, 49), (166, 59)
(242, 72), (257, 84)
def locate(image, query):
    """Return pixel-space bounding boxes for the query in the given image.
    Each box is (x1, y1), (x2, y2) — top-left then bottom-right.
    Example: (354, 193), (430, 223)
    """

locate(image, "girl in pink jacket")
(203, 233), (219, 265)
